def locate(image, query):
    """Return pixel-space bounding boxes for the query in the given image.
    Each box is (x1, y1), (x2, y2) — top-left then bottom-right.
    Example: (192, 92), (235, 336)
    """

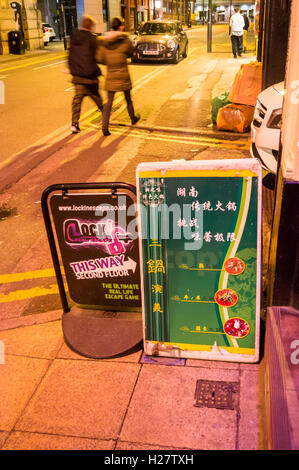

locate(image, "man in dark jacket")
(243, 14), (250, 53)
(68, 16), (103, 133)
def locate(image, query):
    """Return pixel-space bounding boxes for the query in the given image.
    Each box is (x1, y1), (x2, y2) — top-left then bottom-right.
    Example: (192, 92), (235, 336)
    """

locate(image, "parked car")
(131, 20), (188, 64)
(42, 25), (50, 45)
(250, 81), (284, 174)
(42, 23), (56, 44)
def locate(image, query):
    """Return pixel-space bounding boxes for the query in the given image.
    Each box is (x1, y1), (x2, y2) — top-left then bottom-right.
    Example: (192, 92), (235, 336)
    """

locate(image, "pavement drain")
(0, 204), (18, 221)
(194, 380), (239, 410)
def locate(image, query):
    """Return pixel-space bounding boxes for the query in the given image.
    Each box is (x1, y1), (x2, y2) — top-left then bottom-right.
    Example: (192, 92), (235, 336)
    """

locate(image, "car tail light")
(267, 108), (282, 129)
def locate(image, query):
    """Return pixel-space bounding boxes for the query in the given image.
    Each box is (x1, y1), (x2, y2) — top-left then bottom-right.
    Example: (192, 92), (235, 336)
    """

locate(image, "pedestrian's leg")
(124, 90), (139, 124)
(238, 35), (243, 56)
(87, 83), (103, 112)
(243, 30), (247, 52)
(102, 91), (114, 135)
(231, 35), (238, 58)
(71, 84), (85, 131)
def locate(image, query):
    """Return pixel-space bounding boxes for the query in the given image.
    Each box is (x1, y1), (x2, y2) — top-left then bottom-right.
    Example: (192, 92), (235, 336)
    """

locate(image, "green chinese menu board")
(136, 159), (262, 363)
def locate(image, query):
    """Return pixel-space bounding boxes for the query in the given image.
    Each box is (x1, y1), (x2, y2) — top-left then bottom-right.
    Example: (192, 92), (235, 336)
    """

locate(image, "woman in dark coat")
(98, 17), (139, 136)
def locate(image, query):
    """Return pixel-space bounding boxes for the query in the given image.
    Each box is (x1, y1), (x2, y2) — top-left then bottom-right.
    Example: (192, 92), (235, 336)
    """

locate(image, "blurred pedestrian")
(242, 14), (250, 53)
(97, 17), (139, 136)
(229, 7), (245, 59)
(68, 16), (103, 134)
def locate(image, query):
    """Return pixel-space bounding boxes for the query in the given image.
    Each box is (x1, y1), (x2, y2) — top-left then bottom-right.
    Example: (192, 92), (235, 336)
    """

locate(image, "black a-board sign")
(49, 191), (141, 310)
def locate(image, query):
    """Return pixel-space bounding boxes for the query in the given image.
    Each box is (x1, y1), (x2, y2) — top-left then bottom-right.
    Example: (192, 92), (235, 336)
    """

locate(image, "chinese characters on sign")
(137, 160), (262, 363)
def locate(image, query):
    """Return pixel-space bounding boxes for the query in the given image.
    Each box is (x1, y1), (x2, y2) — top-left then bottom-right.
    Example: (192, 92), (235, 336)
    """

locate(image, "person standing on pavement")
(97, 17), (139, 136)
(68, 16), (103, 134)
(229, 7), (245, 59)
(242, 14), (250, 53)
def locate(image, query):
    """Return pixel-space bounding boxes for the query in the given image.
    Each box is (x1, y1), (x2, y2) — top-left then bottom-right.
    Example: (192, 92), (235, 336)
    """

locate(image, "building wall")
(0, 0), (16, 54)
(0, 0), (43, 54)
(77, 0), (104, 33)
(22, 0), (44, 49)
(108, 0), (120, 26)
(160, 0), (188, 24)
(122, 0), (151, 32)
(194, 1), (255, 24)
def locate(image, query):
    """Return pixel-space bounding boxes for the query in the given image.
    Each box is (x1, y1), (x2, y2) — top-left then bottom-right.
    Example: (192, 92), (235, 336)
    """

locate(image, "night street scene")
(0, 0), (298, 454)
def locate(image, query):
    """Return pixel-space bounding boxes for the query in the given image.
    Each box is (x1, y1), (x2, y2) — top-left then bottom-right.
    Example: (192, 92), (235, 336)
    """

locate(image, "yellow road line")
(103, 126), (250, 149)
(0, 53), (68, 73)
(115, 126), (249, 146)
(0, 267), (61, 284)
(0, 284), (68, 303)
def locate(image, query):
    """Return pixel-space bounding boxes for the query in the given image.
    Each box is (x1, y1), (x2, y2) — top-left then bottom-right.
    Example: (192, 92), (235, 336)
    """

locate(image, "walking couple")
(68, 16), (139, 136)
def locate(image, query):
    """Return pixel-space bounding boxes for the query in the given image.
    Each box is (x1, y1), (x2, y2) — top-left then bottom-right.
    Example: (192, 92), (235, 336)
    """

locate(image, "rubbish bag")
(211, 91), (231, 124)
(216, 103), (255, 133)
(229, 61), (262, 106)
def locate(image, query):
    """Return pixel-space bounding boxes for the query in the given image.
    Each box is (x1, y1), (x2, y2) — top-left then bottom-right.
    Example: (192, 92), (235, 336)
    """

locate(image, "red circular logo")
(215, 288), (238, 307)
(224, 318), (250, 338)
(224, 258), (245, 275)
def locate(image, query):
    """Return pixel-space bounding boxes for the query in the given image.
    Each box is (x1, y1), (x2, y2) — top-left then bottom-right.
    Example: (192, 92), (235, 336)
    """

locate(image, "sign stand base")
(62, 307), (143, 359)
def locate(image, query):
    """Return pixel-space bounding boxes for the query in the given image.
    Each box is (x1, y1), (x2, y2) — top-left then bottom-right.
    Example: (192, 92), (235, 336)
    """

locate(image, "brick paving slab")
(0, 432), (9, 449)
(0, 356), (50, 431)
(0, 321), (63, 359)
(120, 364), (239, 450)
(14, 359), (140, 440)
(2, 431), (115, 451)
(116, 441), (191, 450)
(238, 369), (259, 450)
(186, 358), (240, 370)
(58, 341), (143, 363)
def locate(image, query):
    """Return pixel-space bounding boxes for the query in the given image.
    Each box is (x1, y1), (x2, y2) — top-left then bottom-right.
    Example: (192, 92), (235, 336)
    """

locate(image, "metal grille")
(252, 99), (267, 129)
(194, 380), (239, 410)
(137, 43), (165, 52)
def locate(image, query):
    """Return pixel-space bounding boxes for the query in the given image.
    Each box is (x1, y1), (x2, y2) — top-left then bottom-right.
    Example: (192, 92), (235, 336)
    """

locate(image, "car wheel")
(182, 43), (188, 58)
(172, 47), (180, 64)
(131, 57), (138, 63)
(44, 41), (48, 46)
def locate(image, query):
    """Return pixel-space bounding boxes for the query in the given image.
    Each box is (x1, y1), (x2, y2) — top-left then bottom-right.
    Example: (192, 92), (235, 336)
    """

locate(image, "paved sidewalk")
(0, 317), (267, 450)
